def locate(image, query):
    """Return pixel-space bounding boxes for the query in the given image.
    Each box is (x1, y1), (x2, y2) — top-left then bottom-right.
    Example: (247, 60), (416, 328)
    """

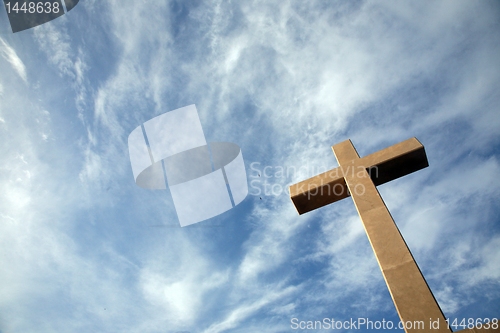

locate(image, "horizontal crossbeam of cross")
(290, 137), (428, 214)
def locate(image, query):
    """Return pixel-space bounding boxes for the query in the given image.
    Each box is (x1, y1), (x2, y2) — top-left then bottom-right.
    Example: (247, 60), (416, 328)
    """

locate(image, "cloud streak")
(0, 37), (27, 82)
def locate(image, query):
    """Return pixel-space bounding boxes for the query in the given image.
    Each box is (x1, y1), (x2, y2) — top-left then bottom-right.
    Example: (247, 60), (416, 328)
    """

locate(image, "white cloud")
(466, 236), (500, 284)
(139, 239), (230, 326)
(0, 37), (27, 82)
(34, 24), (74, 78)
(237, 205), (303, 282)
(33, 21), (92, 126)
(202, 284), (298, 333)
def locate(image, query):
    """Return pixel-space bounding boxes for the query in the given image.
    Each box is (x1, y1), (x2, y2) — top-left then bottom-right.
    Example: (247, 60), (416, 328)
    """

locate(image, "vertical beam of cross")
(290, 138), (451, 333)
(333, 139), (450, 333)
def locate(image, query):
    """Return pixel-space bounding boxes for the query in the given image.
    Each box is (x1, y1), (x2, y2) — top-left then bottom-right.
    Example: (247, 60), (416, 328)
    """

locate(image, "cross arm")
(289, 138), (429, 215)
(289, 166), (350, 215)
(358, 137), (429, 186)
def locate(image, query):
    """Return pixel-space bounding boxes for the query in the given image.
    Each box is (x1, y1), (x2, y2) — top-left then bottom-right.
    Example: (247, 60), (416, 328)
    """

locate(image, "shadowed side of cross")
(290, 138), (428, 214)
(289, 138), (496, 333)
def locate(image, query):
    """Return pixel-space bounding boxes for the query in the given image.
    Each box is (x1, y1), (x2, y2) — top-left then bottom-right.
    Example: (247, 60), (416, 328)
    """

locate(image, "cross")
(289, 138), (452, 333)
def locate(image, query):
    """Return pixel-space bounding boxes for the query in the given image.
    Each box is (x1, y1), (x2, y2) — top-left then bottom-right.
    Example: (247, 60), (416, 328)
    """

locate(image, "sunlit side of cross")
(289, 138), (496, 333)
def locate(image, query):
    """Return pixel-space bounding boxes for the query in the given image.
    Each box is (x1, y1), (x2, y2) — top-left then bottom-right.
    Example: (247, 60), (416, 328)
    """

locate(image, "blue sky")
(0, 1), (499, 332)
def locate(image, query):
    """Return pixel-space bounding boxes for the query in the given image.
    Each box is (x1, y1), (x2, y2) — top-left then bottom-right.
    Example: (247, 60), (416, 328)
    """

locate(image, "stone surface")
(290, 138), (451, 333)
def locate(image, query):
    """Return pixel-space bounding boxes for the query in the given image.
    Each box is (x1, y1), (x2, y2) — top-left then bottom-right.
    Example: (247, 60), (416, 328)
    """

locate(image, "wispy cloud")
(0, 37), (27, 82)
(202, 284), (299, 333)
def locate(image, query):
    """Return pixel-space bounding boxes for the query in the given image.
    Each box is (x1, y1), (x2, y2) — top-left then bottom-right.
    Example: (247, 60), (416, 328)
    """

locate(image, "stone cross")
(289, 138), (452, 333)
